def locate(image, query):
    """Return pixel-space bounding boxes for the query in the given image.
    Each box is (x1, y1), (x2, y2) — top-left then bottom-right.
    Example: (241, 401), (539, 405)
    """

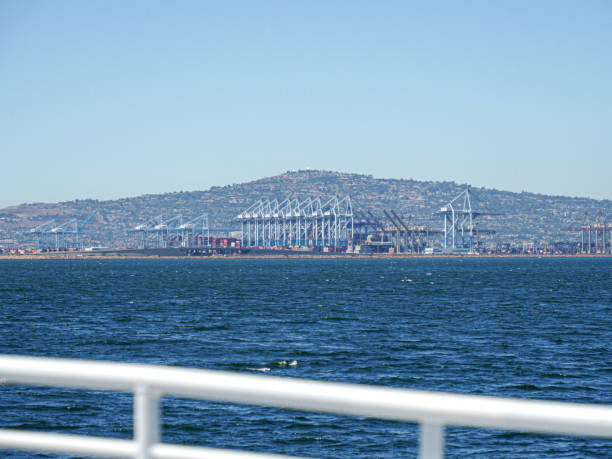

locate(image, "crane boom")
(383, 210), (401, 230)
(391, 210), (412, 232)
(366, 211), (385, 231)
(80, 209), (99, 230)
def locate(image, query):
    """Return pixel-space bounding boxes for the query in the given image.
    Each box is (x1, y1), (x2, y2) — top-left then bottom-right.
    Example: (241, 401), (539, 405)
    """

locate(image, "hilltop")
(0, 170), (609, 248)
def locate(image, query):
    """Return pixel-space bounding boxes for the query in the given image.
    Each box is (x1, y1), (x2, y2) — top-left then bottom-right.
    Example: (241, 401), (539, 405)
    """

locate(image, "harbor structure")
(352, 210), (438, 254)
(15, 178), (612, 255)
(26, 209), (98, 250)
(436, 188), (495, 253)
(562, 212), (611, 254)
(236, 196), (354, 250)
(128, 213), (210, 249)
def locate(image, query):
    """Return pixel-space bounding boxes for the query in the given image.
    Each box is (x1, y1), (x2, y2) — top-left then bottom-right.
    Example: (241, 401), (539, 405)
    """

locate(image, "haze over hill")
(0, 170), (609, 249)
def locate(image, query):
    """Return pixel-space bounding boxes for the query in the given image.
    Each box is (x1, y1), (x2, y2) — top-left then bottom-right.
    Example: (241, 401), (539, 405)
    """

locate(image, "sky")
(1, 0), (611, 208)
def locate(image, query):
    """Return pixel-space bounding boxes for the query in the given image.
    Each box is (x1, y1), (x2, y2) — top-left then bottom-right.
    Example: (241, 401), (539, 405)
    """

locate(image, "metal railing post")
(419, 423), (444, 459)
(134, 385), (160, 459)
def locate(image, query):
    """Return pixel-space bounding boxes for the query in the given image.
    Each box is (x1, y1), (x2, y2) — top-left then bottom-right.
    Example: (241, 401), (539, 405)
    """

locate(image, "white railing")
(0, 355), (611, 458)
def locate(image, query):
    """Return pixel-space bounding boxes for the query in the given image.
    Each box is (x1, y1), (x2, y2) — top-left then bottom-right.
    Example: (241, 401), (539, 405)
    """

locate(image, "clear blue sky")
(1, 0), (610, 208)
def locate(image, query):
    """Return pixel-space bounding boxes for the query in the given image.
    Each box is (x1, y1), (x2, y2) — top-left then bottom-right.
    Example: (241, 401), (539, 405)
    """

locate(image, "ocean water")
(0, 258), (611, 458)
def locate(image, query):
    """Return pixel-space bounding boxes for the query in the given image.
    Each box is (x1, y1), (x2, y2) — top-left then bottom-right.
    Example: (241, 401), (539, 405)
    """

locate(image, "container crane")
(48, 218), (78, 249)
(383, 210), (402, 253)
(128, 215), (163, 249)
(75, 209), (99, 249)
(27, 220), (56, 250)
(436, 187), (497, 253)
(390, 210), (415, 253)
(177, 213), (209, 248)
(562, 211), (612, 254)
(152, 215), (183, 248)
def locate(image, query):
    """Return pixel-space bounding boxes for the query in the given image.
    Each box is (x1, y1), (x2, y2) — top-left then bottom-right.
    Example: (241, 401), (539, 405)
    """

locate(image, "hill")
(0, 170), (609, 249)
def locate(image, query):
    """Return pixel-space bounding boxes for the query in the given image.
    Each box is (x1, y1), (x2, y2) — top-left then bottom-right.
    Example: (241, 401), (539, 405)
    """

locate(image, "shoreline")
(0, 253), (610, 260)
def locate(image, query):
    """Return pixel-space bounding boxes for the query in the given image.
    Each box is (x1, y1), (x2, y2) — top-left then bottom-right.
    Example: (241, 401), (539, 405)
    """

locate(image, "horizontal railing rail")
(0, 355), (611, 458)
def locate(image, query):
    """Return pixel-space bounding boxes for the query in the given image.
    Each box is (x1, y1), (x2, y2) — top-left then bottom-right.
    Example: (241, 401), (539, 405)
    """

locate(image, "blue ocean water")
(0, 258), (611, 458)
